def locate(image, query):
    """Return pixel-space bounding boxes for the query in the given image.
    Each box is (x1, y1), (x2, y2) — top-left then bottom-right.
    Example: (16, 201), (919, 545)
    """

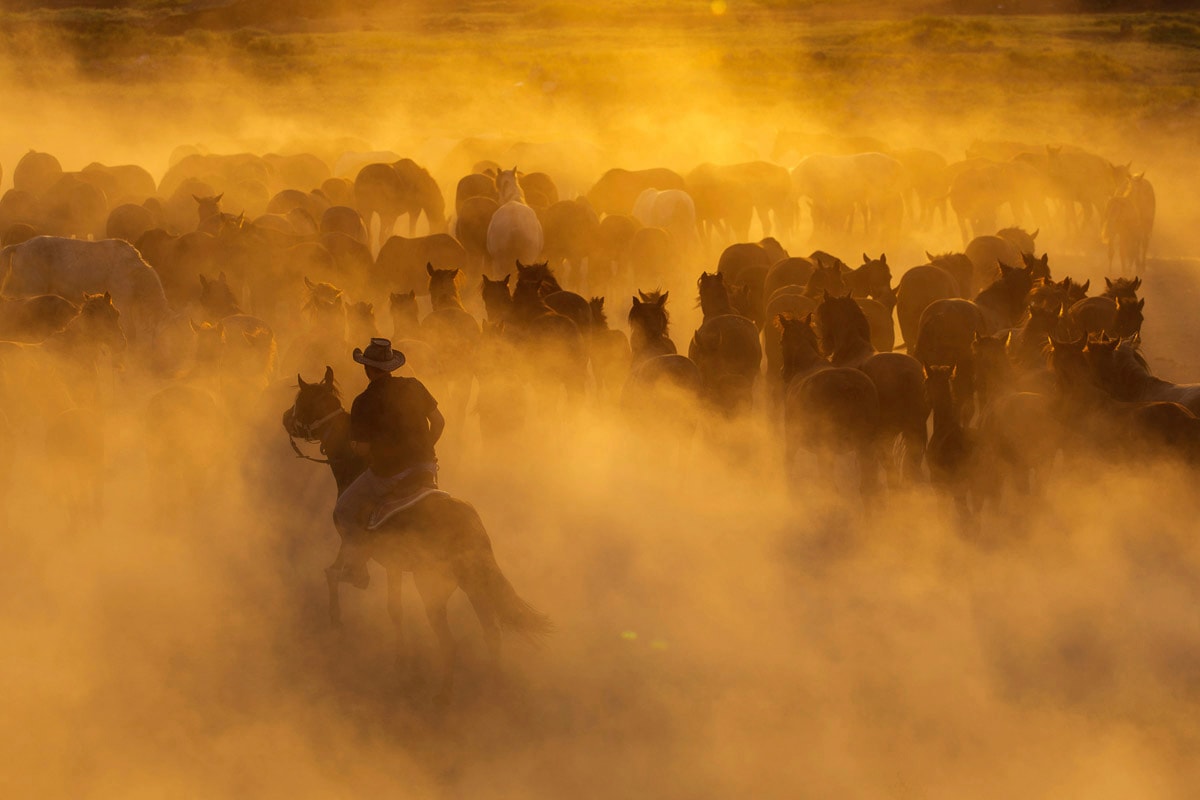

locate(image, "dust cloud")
(2, 2), (1200, 798)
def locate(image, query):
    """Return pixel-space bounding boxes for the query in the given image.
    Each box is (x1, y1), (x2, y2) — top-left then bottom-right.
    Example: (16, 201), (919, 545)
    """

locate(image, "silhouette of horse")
(1047, 335), (1200, 463)
(589, 297), (631, 403)
(1066, 295), (1143, 340)
(354, 159), (446, 251)
(422, 265), (481, 428)
(814, 290), (874, 369)
(1102, 276), (1141, 300)
(628, 290), (677, 366)
(846, 252), (896, 312)
(284, 369), (550, 704)
(0, 292), (126, 420)
(913, 298), (988, 423)
(508, 272), (587, 399)
(1103, 174), (1155, 276)
(923, 364), (982, 523)
(0, 294), (79, 342)
(924, 251), (973, 298)
(974, 262), (1035, 332)
(783, 360), (880, 499)
(896, 263), (959, 353)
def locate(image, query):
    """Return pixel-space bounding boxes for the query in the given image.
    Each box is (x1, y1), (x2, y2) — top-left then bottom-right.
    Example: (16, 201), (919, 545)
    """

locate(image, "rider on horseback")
(330, 337), (445, 589)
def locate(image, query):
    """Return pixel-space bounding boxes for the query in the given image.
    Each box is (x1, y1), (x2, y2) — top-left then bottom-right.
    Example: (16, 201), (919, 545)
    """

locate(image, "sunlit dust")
(1, 2), (1199, 799)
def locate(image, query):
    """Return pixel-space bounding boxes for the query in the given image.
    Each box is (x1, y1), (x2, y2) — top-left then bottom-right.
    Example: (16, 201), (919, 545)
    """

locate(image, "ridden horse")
(283, 369), (550, 704)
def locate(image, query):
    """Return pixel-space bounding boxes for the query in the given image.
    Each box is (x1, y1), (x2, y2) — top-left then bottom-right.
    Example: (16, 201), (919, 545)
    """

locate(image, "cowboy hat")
(352, 337), (406, 371)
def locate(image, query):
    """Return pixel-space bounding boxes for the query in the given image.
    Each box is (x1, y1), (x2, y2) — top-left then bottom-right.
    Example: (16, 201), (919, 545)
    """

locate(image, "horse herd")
(0, 140), (1178, 531)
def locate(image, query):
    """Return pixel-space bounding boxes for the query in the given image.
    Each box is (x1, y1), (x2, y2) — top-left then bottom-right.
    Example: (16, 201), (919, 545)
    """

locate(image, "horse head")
(78, 291), (127, 354)
(198, 271), (240, 320)
(285, 365), (342, 441)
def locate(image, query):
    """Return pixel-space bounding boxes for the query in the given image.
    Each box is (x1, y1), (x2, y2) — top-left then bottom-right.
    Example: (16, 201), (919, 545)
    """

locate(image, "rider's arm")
(428, 407), (445, 444)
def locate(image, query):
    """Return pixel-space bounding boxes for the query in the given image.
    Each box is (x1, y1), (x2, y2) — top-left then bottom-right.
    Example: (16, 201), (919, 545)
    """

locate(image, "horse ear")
(1081, 280), (1089, 293)
(103, 291), (111, 302)
(1040, 254), (1049, 266)
(192, 194), (201, 203)
(657, 292), (669, 306)
(925, 251), (935, 261)
(1137, 298), (1145, 310)
(501, 274), (510, 287)
(426, 262), (435, 276)
(323, 366), (334, 385)
(879, 253), (887, 264)
(803, 312), (813, 326)
(862, 253), (870, 264)
(215, 193), (223, 203)
(304, 276), (315, 290)
(950, 364), (958, 380)
(1105, 277), (1113, 289)
(631, 295), (641, 307)
(297, 373), (307, 388)
(199, 274), (208, 288)
(1132, 277), (1141, 290)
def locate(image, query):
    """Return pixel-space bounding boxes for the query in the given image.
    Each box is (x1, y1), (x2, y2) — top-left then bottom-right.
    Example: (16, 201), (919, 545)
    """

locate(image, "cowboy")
(330, 337), (445, 589)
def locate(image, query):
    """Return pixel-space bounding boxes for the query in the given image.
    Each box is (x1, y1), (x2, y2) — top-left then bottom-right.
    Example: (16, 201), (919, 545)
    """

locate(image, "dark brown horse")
(0, 294), (79, 342)
(628, 290), (677, 366)
(783, 361), (880, 499)
(813, 290), (874, 369)
(913, 298), (988, 423)
(973, 263), (1035, 332)
(283, 369), (550, 704)
(422, 265), (481, 427)
(923, 364), (981, 521)
(846, 252), (897, 312)
(589, 297), (631, 403)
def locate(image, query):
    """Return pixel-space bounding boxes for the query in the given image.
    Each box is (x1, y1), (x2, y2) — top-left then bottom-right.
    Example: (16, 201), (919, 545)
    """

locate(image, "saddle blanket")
(367, 487), (449, 531)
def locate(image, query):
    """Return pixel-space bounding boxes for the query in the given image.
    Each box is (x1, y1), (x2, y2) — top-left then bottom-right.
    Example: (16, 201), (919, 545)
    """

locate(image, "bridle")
(287, 392), (345, 464)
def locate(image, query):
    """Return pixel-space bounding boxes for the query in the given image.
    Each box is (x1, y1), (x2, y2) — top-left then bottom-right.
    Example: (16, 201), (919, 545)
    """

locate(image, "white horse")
(632, 188), (699, 253)
(486, 168), (543, 276)
(0, 236), (194, 375)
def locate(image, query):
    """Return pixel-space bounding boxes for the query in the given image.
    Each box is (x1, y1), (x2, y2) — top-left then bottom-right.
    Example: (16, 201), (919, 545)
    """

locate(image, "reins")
(287, 403), (345, 465)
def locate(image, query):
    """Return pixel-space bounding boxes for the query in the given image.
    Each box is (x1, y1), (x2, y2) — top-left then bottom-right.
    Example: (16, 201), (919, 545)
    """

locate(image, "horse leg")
(387, 569), (415, 679)
(325, 564), (343, 630)
(415, 569), (459, 707)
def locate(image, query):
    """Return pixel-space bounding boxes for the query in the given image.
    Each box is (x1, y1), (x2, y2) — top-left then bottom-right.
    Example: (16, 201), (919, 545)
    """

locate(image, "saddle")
(366, 462), (448, 531)
(367, 486), (449, 530)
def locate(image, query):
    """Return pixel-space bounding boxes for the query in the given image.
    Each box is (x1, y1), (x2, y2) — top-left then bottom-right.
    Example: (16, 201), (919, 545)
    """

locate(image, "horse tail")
(446, 497), (553, 641)
(474, 549), (553, 640)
